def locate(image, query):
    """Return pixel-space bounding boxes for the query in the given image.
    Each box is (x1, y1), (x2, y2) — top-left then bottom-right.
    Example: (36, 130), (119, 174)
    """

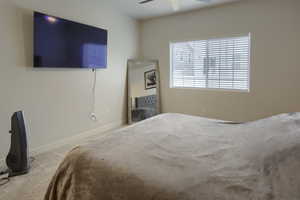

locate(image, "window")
(170, 34), (250, 91)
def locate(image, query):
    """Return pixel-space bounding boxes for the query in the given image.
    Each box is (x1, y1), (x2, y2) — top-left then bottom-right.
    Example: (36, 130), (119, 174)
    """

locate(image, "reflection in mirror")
(128, 60), (160, 124)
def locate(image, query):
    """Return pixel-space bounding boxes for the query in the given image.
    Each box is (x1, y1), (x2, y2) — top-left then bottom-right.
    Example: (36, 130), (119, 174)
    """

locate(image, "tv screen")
(34, 12), (107, 68)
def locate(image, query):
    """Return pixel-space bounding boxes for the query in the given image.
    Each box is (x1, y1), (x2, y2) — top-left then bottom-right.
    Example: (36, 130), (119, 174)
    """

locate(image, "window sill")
(170, 87), (250, 93)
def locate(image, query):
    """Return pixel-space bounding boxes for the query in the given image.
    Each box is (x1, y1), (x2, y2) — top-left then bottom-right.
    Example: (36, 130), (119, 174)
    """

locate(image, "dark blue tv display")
(34, 12), (107, 68)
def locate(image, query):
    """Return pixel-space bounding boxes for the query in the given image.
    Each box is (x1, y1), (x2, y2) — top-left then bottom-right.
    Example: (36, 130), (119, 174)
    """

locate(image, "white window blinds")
(170, 35), (250, 91)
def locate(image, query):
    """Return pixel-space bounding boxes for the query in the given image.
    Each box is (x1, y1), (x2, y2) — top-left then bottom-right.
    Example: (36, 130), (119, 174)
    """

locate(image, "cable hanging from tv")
(90, 68), (97, 121)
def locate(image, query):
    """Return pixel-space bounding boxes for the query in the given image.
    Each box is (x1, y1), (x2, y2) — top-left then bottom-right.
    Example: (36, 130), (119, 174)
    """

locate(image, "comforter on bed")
(44, 113), (300, 200)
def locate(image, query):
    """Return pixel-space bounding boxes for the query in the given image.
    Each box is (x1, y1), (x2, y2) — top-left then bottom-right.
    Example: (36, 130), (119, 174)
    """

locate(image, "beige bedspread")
(44, 113), (300, 200)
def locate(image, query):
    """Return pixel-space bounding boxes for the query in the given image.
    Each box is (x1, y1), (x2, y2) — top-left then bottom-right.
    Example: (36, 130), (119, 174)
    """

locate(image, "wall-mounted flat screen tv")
(34, 12), (107, 68)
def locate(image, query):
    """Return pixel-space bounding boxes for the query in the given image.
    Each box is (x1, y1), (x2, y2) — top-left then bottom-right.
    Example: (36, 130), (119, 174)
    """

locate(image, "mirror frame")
(127, 59), (161, 124)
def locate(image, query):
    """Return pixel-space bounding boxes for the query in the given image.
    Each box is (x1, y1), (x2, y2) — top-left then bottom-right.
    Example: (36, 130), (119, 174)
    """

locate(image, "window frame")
(169, 34), (251, 93)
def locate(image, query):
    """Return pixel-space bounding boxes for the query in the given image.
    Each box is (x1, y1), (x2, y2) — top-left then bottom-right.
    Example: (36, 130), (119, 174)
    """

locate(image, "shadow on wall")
(19, 6), (33, 69)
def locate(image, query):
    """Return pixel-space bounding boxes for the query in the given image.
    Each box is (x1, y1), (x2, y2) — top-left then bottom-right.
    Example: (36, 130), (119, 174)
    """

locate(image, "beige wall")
(0, 0), (139, 159)
(140, 0), (300, 122)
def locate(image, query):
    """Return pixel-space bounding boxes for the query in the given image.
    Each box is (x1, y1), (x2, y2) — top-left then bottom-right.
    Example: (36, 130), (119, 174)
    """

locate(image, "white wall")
(140, 0), (300, 122)
(0, 0), (139, 159)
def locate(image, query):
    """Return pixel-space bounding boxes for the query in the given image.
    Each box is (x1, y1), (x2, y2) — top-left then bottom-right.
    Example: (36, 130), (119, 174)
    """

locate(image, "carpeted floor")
(0, 128), (118, 200)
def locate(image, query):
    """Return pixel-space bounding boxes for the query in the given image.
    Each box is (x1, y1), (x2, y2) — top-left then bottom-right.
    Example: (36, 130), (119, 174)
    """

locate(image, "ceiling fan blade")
(167, 0), (180, 11)
(139, 0), (155, 4)
(196, 0), (212, 3)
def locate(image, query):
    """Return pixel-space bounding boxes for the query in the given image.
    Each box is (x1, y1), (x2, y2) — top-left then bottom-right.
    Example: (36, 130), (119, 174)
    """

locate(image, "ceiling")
(110, 0), (242, 20)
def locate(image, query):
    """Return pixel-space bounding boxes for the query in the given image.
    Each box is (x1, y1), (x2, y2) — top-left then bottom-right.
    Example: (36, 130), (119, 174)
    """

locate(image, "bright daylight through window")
(170, 34), (250, 91)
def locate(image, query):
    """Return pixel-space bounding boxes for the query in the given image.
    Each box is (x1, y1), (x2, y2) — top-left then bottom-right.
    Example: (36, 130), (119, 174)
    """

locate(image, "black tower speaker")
(6, 111), (30, 177)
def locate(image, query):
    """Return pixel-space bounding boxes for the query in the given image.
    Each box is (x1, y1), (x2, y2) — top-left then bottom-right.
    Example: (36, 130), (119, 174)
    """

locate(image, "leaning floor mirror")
(127, 60), (161, 124)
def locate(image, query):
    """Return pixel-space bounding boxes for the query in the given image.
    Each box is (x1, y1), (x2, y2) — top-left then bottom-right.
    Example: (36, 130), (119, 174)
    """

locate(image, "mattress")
(44, 113), (300, 200)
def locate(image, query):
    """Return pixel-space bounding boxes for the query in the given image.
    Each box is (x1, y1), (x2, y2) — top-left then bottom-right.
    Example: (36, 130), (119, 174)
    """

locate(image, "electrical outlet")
(90, 113), (97, 121)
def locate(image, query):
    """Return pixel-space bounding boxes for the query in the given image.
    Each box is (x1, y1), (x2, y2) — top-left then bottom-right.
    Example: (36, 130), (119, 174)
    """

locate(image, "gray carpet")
(0, 128), (119, 200)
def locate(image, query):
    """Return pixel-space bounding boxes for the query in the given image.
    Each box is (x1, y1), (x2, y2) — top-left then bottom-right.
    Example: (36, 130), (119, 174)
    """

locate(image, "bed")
(44, 113), (300, 200)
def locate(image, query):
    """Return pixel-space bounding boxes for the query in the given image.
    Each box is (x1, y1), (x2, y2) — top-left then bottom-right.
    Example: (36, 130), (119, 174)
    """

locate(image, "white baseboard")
(0, 120), (125, 167)
(30, 120), (125, 156)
